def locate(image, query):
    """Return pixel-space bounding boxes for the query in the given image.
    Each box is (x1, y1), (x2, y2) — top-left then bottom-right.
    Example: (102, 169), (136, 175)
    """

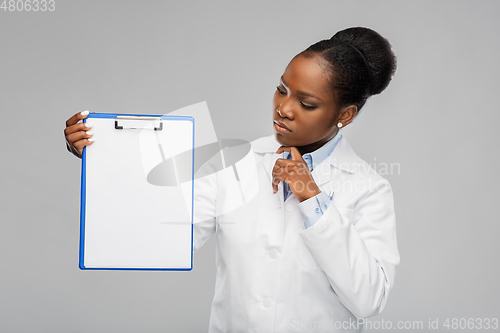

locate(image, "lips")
(274, 120), (291, 132)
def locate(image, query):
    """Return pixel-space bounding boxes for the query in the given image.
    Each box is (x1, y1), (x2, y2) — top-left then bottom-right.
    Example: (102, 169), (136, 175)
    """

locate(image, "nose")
(277, 99), (294, 120)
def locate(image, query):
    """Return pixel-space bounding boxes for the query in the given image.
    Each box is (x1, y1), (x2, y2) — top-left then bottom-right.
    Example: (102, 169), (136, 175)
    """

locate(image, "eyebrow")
(280, 76), (322, 101)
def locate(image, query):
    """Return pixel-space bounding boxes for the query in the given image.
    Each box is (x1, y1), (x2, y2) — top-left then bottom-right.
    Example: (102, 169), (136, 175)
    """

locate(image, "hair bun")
(331, 27), (397, 96)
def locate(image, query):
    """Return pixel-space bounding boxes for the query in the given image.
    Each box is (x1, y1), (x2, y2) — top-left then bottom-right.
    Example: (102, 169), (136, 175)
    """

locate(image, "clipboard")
(79, 113), (195, 271)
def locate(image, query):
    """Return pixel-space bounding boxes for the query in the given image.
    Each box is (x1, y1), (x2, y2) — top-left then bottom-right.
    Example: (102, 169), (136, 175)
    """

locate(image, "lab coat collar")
(254, 134), (361, 186)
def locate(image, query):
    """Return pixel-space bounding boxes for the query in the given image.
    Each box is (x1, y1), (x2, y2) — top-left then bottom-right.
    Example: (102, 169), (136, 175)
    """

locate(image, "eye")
(301, 102), (317, 110)
(276, 86), (286, 96)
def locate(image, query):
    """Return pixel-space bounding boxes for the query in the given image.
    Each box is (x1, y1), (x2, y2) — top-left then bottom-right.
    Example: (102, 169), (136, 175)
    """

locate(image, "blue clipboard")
(79, 113), (195, 271)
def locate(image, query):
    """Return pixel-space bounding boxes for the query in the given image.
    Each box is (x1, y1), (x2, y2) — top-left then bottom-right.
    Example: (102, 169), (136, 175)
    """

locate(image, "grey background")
(1, 0), (499, 332)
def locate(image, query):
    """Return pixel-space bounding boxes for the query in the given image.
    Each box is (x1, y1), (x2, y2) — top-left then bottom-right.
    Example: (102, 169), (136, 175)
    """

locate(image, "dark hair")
(300, 27), (397, 114)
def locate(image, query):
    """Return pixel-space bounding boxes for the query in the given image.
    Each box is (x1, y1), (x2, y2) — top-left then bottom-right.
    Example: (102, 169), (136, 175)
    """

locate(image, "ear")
(338, 105), (357, 127)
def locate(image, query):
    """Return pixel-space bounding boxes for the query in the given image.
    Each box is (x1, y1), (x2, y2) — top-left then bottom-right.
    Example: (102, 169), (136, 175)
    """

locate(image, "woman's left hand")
(272, 146), (321, 202)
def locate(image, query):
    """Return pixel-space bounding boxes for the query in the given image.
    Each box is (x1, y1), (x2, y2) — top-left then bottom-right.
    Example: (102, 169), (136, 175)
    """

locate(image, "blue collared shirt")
(282, 132), (343, 228)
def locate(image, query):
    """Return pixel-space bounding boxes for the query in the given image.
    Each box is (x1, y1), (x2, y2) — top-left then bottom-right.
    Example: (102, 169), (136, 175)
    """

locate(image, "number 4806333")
(1, 0), (56, 11)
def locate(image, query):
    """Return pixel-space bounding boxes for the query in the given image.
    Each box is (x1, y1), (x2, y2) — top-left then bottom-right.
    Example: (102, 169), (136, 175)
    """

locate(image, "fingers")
(65, 110), (90, 128)
(64, 122), (93, 138)
(289, 147), (302, 160)
(275, 146), (302, 161)
(272, 163), (293, 194)
(272, 165), (284, 185)
(65, 123), (94, 155)
(66, 130), (93, 146)
(272, 172), (283, 194)
(274, 158), (296, 168)
(67, 141), (85, 159)
(64, 110), (94, 159)
(272, 156), (312, 194)
(275, 146), (287, 155)
(73, 138), (94, 151)
(67, 131), (94, 157)
(274, 158), (310, 175)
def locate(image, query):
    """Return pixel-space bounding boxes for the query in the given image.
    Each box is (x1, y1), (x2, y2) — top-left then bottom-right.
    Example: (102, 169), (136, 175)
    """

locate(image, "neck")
(296, 129), (339, 155)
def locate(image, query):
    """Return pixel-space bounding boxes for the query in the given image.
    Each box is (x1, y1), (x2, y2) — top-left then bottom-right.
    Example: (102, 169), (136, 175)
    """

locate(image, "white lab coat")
(192, 134), (400, 333)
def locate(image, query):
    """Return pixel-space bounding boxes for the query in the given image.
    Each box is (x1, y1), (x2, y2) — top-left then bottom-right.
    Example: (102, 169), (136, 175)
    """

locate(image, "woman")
(64, 27), (400, 332)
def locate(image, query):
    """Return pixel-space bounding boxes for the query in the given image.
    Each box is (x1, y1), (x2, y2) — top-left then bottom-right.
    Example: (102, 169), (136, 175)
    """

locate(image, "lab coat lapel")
(323, 136), (361, 208)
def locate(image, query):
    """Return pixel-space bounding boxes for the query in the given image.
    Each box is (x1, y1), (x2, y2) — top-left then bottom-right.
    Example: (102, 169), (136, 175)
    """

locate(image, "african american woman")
(64, 26), (400, 333)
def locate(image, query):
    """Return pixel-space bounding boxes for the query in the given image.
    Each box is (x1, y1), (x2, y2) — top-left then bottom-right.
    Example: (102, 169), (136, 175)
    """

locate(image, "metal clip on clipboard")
(113, 115), (182, 187)
(115, 115), (163, 131)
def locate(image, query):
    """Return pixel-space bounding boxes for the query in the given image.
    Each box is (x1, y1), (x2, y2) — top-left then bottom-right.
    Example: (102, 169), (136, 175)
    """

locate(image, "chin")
(274, 132), (285, 144)
(274, 132), (293, 147)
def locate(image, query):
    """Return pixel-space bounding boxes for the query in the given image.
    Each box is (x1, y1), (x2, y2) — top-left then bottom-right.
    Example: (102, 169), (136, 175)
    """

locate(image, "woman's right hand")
(64, 110), (94, 159)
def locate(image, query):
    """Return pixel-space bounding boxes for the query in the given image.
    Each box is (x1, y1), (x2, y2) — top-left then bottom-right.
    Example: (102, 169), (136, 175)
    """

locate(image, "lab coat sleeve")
(298, 179), (400, 319)
(192, 163), (218, 253)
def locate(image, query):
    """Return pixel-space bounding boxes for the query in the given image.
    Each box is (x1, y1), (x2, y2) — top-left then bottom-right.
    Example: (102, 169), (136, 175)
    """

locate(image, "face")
(272, 54), (341, 155)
